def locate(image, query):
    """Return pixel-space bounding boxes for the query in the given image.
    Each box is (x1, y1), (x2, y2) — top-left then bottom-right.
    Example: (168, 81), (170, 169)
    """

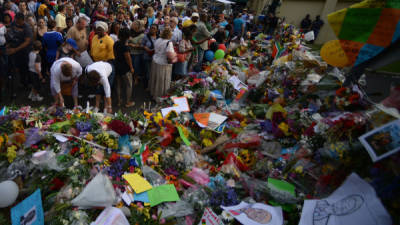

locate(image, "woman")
(90, 21), (114, 62)
(128, 20), (145, 85)
(91, 4), (108, 24)
(36, 17), (48, 42)
(147, 7), (155, 27)
(114, 28), (135, 108)
(109, 22), (120, 42)
(149, 27), (175, 99)
(42, 20), (63, 69)
(142, 24), (158, 89)
(154, 12), (163, 26)
(174, 25), (194, 78)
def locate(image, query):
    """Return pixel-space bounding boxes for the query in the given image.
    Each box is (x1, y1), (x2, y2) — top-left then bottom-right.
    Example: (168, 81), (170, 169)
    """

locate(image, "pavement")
(0, 76), (154, 114)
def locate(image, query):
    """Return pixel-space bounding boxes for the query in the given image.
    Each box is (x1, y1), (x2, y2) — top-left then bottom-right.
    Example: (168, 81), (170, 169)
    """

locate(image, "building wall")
(277, 0), (358, 44)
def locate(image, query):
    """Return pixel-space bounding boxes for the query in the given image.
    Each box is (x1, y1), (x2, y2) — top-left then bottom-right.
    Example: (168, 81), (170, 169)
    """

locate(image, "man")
(27, 0), (36, 15)
(6, 12), (33, 97)
(311, 15), (324, 43)
(67, 17), (88, 53)
(159, 15), (170, 32)
(55, 4), (67, 32)
(182, 9), (191, 24)
(170, 17), (182, 44)
(86, 61), (114, 113)
(194, 13), (211, 71)
(91, 21), (115, 62)
(73, 6), (91, 25)
(233, 13), (245, 37)
(116, 10), (129, 28)
(50, 57), (82, 108)
(300, 14), (311, 33)
(218, 14), (228, 28)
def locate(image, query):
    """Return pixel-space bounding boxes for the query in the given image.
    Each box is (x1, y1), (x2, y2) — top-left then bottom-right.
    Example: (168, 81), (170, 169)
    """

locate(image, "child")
(56, 38), (79, 60)
(28, 41), (45, 101)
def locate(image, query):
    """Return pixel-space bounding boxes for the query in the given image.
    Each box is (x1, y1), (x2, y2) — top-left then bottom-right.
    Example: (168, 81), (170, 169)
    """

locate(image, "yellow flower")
(154, 112), (163, 124)
(278, 122), (290, 136)
(80, 147), (85, 153)
(202, 138), (213, 147)
(86, 133), (94, 141)
(7, 145), (17, 163)
(104, 116), (112, 123)
(144, 111), (153, 120)
(295, 166), (303, 173)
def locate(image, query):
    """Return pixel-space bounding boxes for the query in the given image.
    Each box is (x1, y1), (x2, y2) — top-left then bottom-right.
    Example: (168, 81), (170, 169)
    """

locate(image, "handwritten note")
(122, 173), (152, 194)
(320, 40), (350, 67)
(147, 184), (180, 207)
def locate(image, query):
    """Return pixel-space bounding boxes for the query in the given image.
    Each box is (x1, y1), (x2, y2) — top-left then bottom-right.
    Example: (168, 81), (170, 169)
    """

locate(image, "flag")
(272, 42), (284, 59)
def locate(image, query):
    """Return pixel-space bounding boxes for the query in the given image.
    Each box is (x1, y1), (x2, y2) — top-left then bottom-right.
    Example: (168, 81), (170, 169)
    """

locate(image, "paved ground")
(0, 76), (154, 113)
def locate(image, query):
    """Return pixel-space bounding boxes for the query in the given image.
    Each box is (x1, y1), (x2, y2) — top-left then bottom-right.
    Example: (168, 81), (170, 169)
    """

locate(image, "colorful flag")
(272, 42), (284, 59)
(321, 0), (400, 67)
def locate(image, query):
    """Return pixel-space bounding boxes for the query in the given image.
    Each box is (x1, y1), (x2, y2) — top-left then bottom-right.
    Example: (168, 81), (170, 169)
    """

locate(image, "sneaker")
(28, 91), (34, 99)
(93, 107), (99, 113)
(32, 94), (44, 102)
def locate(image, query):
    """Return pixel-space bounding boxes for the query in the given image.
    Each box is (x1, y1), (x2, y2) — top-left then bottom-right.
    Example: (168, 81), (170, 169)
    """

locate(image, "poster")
(358, 119), (400, 162)
(199, 207), (224, 225)
(11, 189), (44, 225)
(299, 173), (391, 225)
(221, 202), (283, 225)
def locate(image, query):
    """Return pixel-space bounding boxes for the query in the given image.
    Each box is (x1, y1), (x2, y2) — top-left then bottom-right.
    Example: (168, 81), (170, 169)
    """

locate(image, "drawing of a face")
(240, 207), (272, 224)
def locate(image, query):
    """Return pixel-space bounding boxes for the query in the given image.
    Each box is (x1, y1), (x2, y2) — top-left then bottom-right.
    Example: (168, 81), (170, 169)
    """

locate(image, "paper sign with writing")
(320, 40), (350, 68)
(11, 189), (44, 225)
(122, 173), (152, 194)
(199, 207), (224, 225)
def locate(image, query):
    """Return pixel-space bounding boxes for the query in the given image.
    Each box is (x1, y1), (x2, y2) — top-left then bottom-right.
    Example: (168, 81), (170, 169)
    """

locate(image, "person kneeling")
(86, 61), (115, 113)
(50, 57), (82, 107)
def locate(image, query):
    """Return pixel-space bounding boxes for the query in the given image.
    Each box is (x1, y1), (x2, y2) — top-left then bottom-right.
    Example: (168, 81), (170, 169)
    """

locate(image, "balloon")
(0, 180), (19, 208)
(214, 49), (225, 60)
(218, 44), (226, 52)
(205, 50), (215, 62)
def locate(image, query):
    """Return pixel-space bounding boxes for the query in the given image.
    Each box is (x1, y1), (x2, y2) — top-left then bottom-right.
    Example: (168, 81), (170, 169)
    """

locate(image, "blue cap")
(66, 38), (78, 50)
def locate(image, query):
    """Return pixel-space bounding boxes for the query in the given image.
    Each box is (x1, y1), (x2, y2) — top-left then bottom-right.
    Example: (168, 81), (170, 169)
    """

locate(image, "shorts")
(30, 71), (41, 91)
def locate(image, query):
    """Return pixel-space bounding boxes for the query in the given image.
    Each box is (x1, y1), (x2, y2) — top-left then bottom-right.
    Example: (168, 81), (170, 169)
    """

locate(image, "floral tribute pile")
(0, 24), (399, 225)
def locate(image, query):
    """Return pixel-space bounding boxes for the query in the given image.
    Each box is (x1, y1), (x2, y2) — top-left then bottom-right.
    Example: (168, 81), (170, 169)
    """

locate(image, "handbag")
(166, 41), (177, 64)
(174, 40), (187, 63)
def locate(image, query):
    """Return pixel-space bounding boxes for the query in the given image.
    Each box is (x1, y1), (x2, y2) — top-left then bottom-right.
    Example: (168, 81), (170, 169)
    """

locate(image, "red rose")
(109, 152), (120, 163)
(50, 178), (65, 190)
(70, 147), (79, 155)
(108, 120), (132, 136)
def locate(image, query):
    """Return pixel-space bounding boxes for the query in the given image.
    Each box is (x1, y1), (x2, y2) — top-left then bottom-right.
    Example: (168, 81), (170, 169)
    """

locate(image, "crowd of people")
(0, 0), (283, 113)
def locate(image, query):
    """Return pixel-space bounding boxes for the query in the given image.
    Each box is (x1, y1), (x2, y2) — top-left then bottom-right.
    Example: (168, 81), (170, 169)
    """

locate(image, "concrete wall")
(277, 0), (358, 44)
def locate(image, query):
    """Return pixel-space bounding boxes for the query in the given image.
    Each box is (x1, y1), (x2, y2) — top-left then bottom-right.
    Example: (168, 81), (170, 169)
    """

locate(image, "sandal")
(125, 102), (135, 108)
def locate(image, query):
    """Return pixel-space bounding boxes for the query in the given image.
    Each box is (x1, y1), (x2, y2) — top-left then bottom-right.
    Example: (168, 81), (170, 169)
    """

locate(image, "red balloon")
(218, 44), (226, 52)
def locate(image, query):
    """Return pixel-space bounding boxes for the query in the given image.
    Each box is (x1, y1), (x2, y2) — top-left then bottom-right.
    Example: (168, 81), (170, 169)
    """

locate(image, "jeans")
(115, 71), (133, 103)
(194, 48), (205, 72)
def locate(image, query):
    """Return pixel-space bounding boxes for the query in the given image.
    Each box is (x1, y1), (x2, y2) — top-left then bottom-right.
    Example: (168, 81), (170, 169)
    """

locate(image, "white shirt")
(50, 57), (82, 94)
(0, 24), (6, 46)
(153, 38), (174, 65)
(182, 16), (190, 24)
(171, 26), (182, 44)
(28, 51), (41, 73)
(110, 33), (118, 42)
(73, 13), (91, 25)
(86, 62), (113, 98)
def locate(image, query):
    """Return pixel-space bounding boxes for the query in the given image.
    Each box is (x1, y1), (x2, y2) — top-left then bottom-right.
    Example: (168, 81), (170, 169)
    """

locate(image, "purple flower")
(164, 167), (179, 176)
(260, 120), (273, 132)
(76, 122), (92, 132)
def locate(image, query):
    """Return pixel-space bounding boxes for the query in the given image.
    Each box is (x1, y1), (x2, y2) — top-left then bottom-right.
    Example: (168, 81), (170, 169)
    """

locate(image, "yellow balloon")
(320, 40), (350, 68)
